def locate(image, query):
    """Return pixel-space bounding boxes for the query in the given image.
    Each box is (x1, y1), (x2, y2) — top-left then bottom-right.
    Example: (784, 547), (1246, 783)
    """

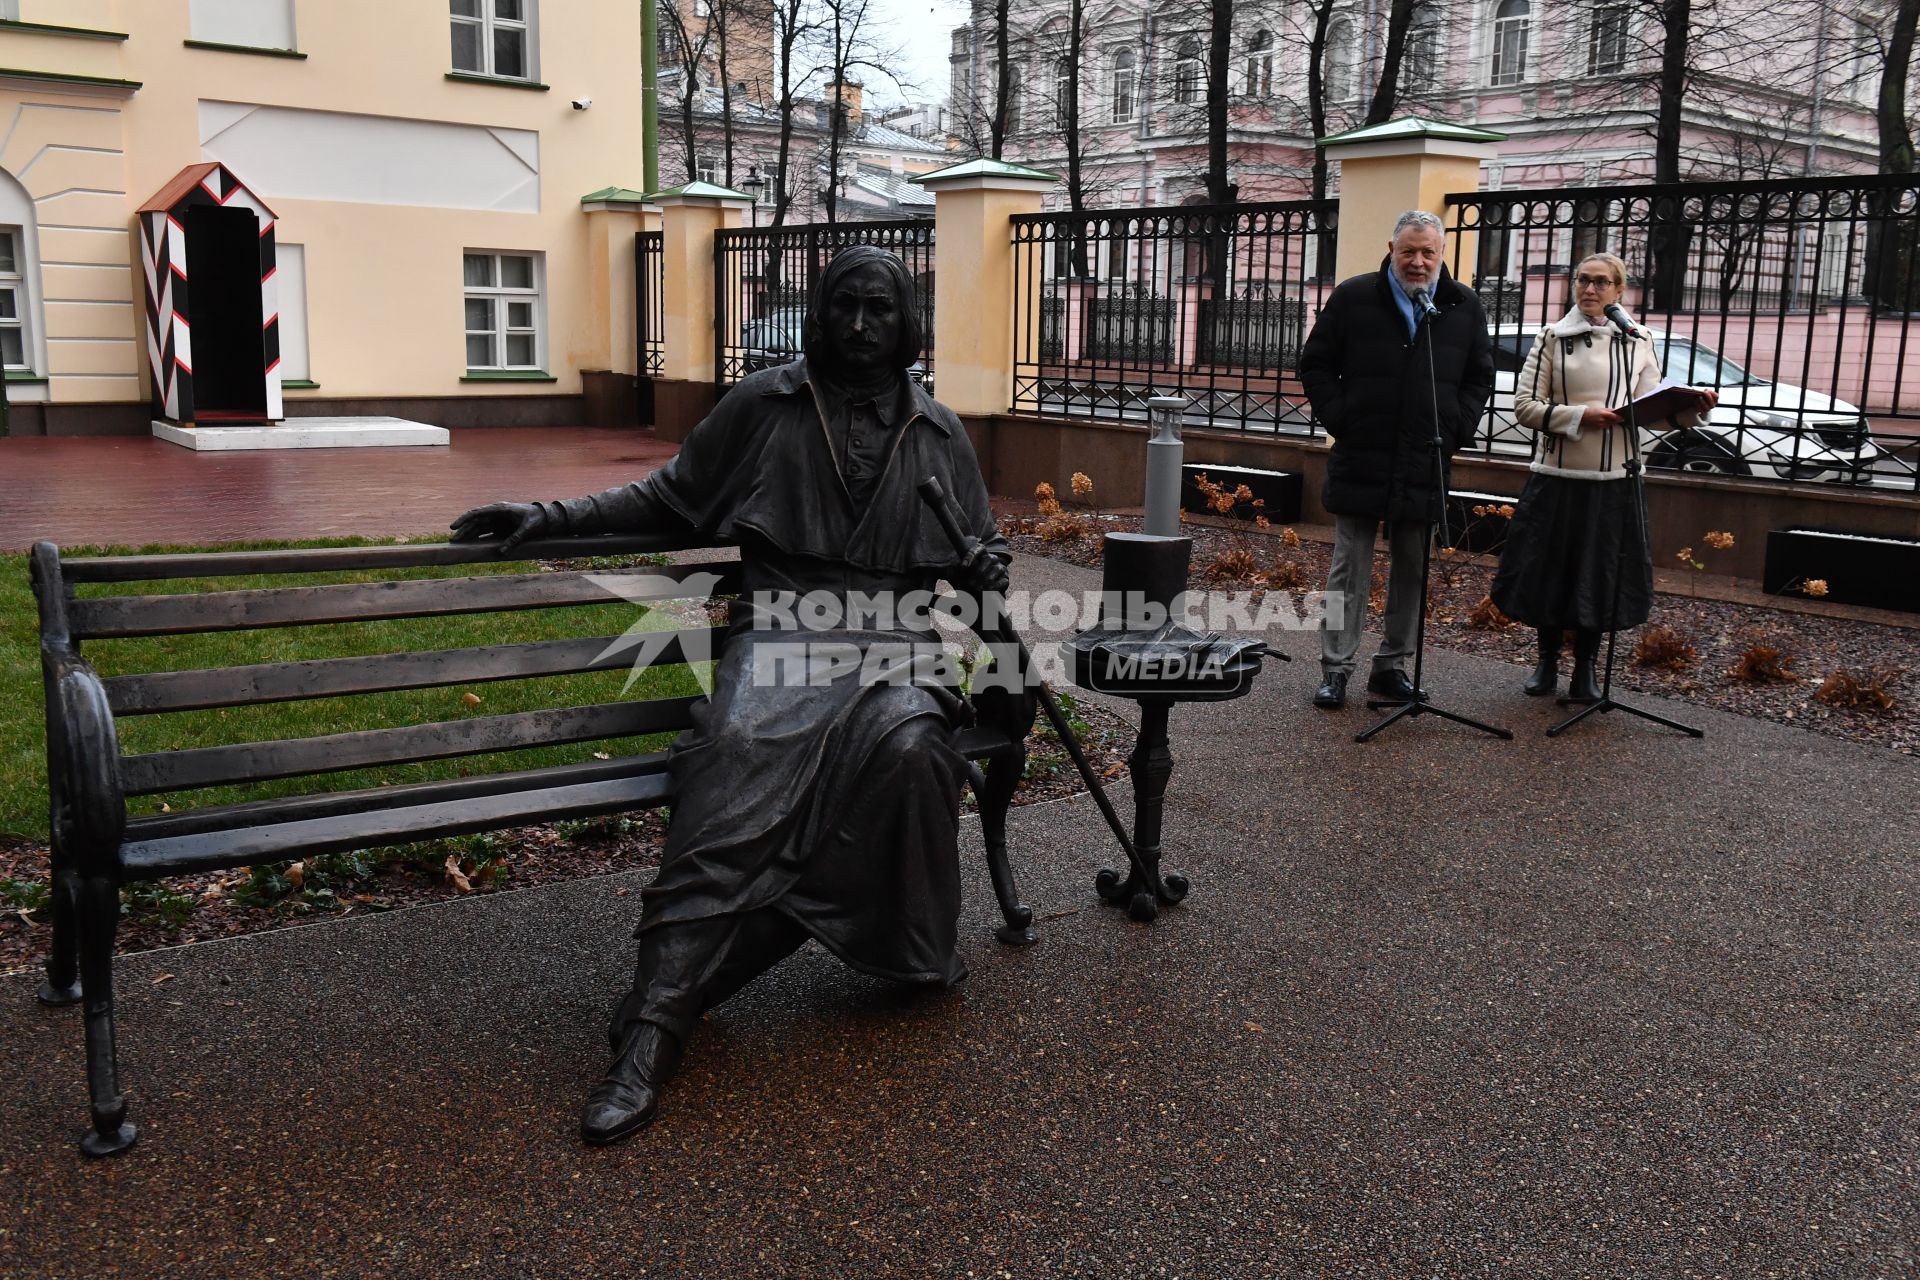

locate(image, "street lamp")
(741, 165), (766, 228)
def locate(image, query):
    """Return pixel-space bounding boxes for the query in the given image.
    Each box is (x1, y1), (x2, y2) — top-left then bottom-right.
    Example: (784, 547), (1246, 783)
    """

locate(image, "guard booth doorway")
(184, 205), (267, 421)
(138, 162), (284, 427)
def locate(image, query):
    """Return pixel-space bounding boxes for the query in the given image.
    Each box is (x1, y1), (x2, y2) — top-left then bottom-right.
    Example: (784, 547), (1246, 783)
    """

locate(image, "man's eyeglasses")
(1575, 275), (1616, 290)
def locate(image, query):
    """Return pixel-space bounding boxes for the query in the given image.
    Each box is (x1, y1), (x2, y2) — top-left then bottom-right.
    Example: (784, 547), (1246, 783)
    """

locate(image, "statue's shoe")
(581, 1022), (682, 1146)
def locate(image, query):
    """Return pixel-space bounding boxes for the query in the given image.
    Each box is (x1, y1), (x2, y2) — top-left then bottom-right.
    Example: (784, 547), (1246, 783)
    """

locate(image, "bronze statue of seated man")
(452, 246), (1012, 1144)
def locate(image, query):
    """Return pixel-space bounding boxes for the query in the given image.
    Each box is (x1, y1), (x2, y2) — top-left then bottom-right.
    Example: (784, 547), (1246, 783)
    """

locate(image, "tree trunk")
(1871, 0), (1920, 309)
(1364, 0), (1416, 125)
(717, 0), (735, 185)
(1065, 0), (1089, 277)
(1308, 0), (1334, 276)
(1647, 0), (1693, 311)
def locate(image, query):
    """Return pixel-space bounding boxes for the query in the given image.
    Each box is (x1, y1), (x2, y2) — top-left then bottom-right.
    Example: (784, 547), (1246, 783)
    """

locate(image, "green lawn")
(0, 537), (707, 843)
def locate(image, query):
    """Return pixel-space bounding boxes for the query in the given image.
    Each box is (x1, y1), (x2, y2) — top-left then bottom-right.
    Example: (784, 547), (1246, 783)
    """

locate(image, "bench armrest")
(46, 654), (127, 868)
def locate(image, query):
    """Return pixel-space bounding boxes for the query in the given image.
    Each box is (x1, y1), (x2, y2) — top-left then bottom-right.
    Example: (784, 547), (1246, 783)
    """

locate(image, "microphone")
(1602, 302), (1637, 334)
(1410, 287), (1441, 318)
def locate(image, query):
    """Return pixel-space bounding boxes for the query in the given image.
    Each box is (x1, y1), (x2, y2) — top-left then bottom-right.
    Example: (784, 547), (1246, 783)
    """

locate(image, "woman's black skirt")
(1490, 472), (1652, 632)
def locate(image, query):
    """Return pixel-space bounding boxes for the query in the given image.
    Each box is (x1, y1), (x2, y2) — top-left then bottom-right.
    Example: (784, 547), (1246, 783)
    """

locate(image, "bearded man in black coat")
(452, 247), (1011, 1145)
(1298, 210), (1494, 709)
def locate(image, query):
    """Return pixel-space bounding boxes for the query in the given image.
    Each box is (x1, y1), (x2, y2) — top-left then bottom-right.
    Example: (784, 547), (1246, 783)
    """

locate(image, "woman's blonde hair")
(1576, 252), (1628, 290)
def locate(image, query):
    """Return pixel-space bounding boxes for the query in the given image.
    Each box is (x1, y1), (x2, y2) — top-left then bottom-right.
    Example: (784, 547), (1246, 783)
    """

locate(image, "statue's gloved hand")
(955, 548), (1011, 597)
(450, 501), (548, 553)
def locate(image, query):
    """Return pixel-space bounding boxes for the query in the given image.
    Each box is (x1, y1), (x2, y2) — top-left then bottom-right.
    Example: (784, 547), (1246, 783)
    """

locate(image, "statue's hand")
(956, 548), (1011, 597)
(450, 501), (548, 552)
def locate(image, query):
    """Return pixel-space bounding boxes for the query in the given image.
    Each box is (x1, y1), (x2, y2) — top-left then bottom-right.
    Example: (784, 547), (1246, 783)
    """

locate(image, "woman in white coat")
(1490, 253), (1715, 701)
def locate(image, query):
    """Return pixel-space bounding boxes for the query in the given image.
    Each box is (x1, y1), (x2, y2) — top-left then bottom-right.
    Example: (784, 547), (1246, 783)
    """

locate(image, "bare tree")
(991, 0), (1012, 158)
(768, 0), (821, 228)
(657, 0), (717, 184)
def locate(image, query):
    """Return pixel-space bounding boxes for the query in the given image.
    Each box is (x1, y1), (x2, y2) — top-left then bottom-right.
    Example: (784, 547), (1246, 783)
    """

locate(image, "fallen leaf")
(444, 856), (472, 893)
(462, 692), (483, 707)
(1244, 1021), (1265, 1033)
(592, 751), (612, 761)
(159, 802), (172, 813)
(153, 973), (176, 985)
(285, 861), (305, 889)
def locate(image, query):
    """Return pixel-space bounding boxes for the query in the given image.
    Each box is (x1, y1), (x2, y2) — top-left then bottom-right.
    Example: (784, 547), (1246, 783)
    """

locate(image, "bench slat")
(103, 626), (727, 714)
(120, 771), (677, 876)
(69, 561), (740, 639)
(59, 535), (726, 583)
(119, 696), (704, 795)
(122, 752), (672, 841)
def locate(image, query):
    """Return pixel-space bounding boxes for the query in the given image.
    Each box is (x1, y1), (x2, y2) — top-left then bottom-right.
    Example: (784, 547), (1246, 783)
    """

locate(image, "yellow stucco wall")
(0, 0), (646, 408)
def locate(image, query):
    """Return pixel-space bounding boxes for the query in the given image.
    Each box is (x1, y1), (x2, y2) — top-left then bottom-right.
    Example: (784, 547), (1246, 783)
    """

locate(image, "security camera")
(571, 97), (592, 110)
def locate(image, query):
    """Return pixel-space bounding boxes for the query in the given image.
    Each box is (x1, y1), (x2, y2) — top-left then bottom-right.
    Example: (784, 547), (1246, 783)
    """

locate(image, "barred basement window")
(464, 251), (543, 370)
(451, 0), (537, 81)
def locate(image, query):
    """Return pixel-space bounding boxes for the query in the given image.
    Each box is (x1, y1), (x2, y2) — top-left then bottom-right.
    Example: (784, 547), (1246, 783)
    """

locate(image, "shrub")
(1464, 594), (1518, 631)
(1726, 645), (1799, 684)
(1633, 624), (1696, 670)
(1813, 668), (1898, 712)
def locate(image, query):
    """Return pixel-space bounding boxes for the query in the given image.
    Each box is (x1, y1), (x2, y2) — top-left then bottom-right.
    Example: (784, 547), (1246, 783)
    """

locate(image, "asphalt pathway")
(1, 551), (1914, 1277)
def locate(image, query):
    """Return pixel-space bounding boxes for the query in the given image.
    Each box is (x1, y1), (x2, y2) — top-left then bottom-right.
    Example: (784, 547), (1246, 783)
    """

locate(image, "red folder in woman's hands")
(1626, 379), (1713, 424)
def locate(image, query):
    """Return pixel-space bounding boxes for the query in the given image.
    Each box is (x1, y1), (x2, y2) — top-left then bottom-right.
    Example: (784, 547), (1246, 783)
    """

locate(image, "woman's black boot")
(1567, 629), (1603, 703)
(1524, 627), (1563, 696)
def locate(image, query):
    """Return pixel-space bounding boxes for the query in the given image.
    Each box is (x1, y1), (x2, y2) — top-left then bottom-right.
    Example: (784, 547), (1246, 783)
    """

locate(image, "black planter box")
(1444, 489), (1522, 555)
(1763, 527), (1920, 614)
(1182, 463), (1303, 523)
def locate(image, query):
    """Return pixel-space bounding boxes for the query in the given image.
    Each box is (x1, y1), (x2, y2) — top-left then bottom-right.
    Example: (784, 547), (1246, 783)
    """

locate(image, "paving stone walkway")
(0, 428), (677, 550)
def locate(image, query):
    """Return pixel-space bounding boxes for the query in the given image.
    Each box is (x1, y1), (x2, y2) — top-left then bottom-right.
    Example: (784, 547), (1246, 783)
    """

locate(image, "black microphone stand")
(1357, 293), (1512, 744)
(1548, 316), (1703, 739)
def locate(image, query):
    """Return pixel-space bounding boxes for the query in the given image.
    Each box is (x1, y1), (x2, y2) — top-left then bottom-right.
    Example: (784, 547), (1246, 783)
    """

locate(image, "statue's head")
(804, 245), (924, 382)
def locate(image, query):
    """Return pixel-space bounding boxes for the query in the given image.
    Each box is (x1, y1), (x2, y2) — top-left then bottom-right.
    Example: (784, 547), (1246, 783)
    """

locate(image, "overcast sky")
(863, 0), (968, 110)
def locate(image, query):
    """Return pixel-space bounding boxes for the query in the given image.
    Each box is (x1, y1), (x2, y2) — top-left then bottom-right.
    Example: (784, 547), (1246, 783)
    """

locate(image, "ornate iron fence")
(714, 219), (935, 390)
(636, 230), (664, 380)
(1009, 201), (1337, 431)
(1448, 175), (1920, 493)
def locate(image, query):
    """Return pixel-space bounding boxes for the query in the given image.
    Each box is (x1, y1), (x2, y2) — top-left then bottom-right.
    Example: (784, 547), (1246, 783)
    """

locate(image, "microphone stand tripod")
(1357, 295), (1512, 744)
(1547, 321), (1703, 739)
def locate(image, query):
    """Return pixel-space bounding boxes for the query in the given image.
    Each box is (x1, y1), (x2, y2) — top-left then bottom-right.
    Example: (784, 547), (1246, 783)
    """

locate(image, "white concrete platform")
(152, 417), (450, 450)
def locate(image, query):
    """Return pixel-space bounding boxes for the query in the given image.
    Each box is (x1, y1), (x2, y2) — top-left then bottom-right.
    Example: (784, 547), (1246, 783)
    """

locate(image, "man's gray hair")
(1392, 209), (1446, 240)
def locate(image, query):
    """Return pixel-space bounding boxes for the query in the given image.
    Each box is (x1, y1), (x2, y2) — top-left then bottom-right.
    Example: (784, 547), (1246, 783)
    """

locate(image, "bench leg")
(36, 855), (84, 1006)
(975, 750), (1035, 945)
(75, 874), (136, 1156)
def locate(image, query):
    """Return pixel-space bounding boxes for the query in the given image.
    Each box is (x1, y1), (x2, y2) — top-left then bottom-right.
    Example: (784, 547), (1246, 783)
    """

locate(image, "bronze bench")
(29, 534), (1035, 1156)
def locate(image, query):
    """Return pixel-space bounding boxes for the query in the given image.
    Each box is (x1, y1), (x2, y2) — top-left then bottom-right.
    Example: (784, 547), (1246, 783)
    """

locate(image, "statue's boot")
(581, 1020), (684, 1146)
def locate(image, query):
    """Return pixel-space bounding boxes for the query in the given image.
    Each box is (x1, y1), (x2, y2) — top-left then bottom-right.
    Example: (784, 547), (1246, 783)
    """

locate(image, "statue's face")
(824, 262), (900, 380)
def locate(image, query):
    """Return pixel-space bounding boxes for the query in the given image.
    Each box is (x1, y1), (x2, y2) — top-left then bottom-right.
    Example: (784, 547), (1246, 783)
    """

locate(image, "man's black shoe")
(1312, 672), (1348, 709)
(581, 1021), (683, 1146)
(1365, 669), (1427, 703)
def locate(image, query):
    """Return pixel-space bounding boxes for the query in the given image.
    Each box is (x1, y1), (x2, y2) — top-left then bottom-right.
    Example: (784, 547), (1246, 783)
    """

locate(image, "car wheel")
(1645, 433), (1751, 476)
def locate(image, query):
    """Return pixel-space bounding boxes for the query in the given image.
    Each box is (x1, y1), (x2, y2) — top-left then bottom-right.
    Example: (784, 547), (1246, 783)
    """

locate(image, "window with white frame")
(1587, 0), (1629, 74)
(0, 228), (28, 371)
(1406, 13), (1441, 82)
(1245, 29), (1274, 99)
(451, 0), (537, 81)
(1055, 56), (1074, 129)
(1173, 37), (1202, 105)
(464, 251), (543, 370)
(695, 154), (718, 184)
(191, 0), (297, 50)
(1325, 19), (1354, 100)
(1489, 0), (1530, 87)
(1004, 64), (1024, 134)
(1112, 48), (1137, 123)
